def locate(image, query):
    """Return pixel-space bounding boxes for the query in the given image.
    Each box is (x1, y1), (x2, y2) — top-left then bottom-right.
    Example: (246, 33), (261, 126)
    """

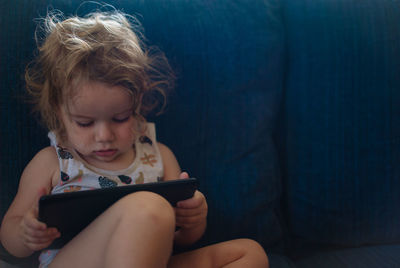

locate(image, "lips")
(94, 149), (117, 157)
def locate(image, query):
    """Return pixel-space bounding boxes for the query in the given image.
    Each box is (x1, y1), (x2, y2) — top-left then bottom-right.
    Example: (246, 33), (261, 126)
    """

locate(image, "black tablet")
(38, 178), (197, 249)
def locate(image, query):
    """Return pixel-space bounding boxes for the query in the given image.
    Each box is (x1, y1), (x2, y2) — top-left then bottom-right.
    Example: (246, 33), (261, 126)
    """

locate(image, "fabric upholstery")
(295, 244), (400, 268)
(282, 0), (400, 253)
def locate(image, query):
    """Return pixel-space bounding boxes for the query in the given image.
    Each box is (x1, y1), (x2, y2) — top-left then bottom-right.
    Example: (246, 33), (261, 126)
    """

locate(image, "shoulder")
(157, 142), (181, 181)
(4, 147), (59, 219)
(157, 142), (178, 166)
(19, 146), (59, 189)
(157, 142), (173, 156)
(30, 146), (58, 168)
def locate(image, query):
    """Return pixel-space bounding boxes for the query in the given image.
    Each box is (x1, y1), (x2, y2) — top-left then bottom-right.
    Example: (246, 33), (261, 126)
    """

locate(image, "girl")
(0, 10), (269, 268)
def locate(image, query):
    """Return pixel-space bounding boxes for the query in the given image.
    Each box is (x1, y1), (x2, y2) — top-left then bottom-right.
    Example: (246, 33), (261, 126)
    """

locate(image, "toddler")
(0, 10), (269, 268)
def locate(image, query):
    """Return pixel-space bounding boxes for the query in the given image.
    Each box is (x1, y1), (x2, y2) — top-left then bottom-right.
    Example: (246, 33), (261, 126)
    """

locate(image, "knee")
(114, 191), (175, 228)
(236, 238), (265, 251)
(233, 239), (269, 267)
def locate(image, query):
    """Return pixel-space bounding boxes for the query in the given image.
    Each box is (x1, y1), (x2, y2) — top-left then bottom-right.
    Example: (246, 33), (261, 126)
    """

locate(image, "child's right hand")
(19, 192), (60, 251)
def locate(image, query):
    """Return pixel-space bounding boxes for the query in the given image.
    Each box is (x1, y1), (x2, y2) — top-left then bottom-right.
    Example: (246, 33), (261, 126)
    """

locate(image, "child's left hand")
(174, 190), (208, 229)
(169, 173), (207, 244)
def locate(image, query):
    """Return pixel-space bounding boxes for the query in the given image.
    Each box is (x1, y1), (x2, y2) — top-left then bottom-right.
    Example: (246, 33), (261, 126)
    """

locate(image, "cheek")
(65, 126), (91, 146)
(69, 132), (90, 148)
(116, 123), (136, 141)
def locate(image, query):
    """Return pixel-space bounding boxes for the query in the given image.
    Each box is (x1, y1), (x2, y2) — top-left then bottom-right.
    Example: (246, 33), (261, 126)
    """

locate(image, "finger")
(34, 187), (48, 216)
(34, 188), (47, 209)
(176, 191), (204, 208)
(23, 210), (47, 231)
(175, 213), (203, 225)
(175, 208), (207, 221)
(22, 208), (59, 238)
(176, 214), (206, 228)
(24, 233), (59, 245)
(24, 239), (56, 252)
(23, 228), (60, 248)
(179, 172), (189, 179)
(29, 187), (50, 229)
(23, 230), (59, 250)
(25, 226), (60, 239)
(174, 206), (206, 217)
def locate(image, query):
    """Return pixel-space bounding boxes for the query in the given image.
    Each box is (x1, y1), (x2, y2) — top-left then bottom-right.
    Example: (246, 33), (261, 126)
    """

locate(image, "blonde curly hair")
(25, 10), (174, 139)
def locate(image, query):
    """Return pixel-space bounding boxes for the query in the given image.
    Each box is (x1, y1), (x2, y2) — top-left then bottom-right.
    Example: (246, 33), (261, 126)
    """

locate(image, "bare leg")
(49, 191), (175, 268)
(168, 239), (269, 268)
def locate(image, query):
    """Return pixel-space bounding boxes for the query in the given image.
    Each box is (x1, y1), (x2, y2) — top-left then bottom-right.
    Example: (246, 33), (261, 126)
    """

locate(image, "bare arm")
(158, 142), (207, 246)
(0, 147), (60, 257)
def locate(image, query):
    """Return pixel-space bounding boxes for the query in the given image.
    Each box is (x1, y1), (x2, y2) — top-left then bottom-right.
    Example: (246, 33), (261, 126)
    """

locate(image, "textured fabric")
(268, 253), (298, 268)
(0, 243), (40, 268)
(38, 249), (57, 268)
(295, 244), (400, 268)
(0, 2), (49, 266)
(0, 0), (49, 220)
(282, 0), (400, 253)
(0, 260), (19, 268)
(144, 0), (286, 251)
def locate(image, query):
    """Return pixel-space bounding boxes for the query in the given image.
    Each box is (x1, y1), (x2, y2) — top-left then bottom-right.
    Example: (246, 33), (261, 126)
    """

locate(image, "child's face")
(59, 81), (137, 170)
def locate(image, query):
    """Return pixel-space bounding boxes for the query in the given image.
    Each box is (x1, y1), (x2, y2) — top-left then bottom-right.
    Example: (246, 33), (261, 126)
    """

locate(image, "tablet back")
(39, 178), (197, 249)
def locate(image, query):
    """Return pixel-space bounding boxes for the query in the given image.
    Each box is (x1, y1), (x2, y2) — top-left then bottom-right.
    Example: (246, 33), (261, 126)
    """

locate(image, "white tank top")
(48, 123), (164, 194)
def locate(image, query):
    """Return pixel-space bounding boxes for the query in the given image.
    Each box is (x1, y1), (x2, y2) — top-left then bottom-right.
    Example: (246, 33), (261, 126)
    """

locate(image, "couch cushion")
(295, 244), (400, 268)
(282, 0), (400, 253)
(269, 253), (298, 268)
(0, 0), (286, 256)
(143, 0), (286, 251)
(0, 1), (50, 219)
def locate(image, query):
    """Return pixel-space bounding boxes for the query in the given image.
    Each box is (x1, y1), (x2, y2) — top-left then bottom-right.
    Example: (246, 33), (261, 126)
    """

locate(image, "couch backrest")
(281, 0), (400, 257)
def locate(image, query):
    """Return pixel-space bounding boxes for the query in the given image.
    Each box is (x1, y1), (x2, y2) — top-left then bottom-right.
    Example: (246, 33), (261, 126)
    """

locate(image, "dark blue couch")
(1, 0), (399, 267)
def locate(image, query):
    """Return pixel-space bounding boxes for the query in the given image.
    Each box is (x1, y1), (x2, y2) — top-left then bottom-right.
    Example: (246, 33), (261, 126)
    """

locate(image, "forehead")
(67, 81), (133, 114)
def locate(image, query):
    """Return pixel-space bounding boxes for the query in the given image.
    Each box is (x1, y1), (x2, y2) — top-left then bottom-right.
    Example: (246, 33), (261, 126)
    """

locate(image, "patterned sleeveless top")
(48, 122), (164, 194)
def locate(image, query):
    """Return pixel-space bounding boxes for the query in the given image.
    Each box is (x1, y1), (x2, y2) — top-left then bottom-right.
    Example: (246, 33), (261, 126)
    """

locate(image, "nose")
(95, 122), (114, 143)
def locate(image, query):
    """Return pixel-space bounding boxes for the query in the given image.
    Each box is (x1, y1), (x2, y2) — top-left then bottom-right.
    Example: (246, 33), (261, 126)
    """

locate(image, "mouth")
(94, 149), (117, 157)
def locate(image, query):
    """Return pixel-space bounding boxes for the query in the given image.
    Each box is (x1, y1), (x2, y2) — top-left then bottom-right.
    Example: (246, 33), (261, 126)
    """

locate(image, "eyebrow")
(68, 109), (133, 119)
(69, 114), (92, 119)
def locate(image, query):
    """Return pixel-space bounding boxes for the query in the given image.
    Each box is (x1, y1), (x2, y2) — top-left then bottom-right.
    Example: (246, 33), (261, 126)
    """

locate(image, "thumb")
(33, 188), (48, 219)
(179, 171), (189, 179)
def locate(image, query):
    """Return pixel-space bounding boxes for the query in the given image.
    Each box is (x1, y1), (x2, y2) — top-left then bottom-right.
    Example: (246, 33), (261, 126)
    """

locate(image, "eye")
(113, 116), (130, 123)
(76, 121), (93, 127)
